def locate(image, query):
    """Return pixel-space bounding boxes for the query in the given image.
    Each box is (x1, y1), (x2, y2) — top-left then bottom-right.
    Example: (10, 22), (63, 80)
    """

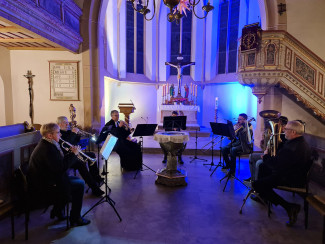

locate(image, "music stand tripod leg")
(189, 129), (207, 163)
(134, 136), (156, 179)
(239, 188), (254, 214)
(82, 159), (122, 221)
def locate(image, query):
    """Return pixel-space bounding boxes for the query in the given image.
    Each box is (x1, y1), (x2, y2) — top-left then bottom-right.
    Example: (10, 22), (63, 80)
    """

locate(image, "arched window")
(170, 14), (192, 76)
(126, 2), (144, 74)
(217, 0), (240, 74)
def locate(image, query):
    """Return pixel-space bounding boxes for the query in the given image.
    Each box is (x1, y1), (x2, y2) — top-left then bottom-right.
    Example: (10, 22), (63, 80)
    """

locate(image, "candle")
(195, 85), (198, 97)
(215, 97), (218, 109)
(190, 82), (193, 95)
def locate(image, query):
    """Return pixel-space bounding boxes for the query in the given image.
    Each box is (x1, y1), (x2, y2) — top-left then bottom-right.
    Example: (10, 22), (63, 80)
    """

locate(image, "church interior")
(0, 0), (325, 243)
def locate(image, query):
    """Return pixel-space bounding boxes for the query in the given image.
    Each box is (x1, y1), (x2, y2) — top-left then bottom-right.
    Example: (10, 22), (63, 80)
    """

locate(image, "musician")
(221, 113), (253, 176)
(57, 116), (104, 197)
(252, 121), (311, 226)
(161, 111), (185, 164)
(101, 110), (142, 171)
(27, 123), (90, 226)
(245, 116), (288, 182)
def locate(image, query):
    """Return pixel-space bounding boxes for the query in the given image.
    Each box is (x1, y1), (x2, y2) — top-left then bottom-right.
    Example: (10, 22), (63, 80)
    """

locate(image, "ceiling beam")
(0, 38), (48, 43)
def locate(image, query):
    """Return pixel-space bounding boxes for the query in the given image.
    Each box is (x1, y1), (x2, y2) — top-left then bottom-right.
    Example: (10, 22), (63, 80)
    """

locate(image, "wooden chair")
(12, 167), (70, 240)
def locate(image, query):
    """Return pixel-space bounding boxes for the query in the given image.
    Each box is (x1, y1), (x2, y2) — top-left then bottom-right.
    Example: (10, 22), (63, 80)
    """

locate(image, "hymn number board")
(49, 61), (80, 101)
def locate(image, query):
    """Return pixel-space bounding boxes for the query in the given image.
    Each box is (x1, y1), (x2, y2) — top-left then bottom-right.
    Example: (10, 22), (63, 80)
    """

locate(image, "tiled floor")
(0, 153), (323, 244)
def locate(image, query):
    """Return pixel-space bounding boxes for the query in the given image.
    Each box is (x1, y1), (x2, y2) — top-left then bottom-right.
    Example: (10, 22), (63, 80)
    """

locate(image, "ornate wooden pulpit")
(118, 103), (136, 124)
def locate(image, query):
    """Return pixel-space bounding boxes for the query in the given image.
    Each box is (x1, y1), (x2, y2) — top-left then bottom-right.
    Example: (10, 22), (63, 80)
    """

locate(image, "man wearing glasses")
(252, 120), (311, 227)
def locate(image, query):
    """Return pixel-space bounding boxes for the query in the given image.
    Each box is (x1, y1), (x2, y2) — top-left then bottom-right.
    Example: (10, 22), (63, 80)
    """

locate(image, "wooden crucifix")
(23, 70), (35, 125)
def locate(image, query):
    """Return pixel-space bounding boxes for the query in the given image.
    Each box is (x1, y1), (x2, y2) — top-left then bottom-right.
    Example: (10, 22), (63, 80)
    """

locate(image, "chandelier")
(128, 0), (214, 22)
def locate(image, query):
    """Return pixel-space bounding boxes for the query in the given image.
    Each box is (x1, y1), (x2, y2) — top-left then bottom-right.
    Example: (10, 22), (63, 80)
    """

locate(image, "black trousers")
(70, 152), (100, 190)
(252, 174), (287, 206)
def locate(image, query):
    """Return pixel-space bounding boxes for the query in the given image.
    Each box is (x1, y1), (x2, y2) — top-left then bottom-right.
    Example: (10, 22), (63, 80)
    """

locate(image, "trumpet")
(78, 129), (96, 138)
(60, 138), (96, 166)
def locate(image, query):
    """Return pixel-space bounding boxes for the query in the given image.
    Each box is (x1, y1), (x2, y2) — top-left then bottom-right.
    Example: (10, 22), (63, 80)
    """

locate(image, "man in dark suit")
(252, 120), (311, 226)
(100, 110), (142, 171)
(221, 113), (253, 176)
(28, 123), (90, 226)
(57, 116), (104, 197)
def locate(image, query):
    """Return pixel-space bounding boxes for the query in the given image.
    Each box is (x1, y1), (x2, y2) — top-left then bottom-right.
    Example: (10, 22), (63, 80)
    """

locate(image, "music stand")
(163, 116), (187, 131)
(82, 134), (122, 221)
(95, 125), (113, 169)
(189, 129), (207, 163)
(219, 120), (247, 192)
(133, 124), (158, 179)
(209, 121), (235, 176)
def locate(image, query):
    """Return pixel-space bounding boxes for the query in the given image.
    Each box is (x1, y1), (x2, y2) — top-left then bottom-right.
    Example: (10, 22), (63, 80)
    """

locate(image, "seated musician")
(27, 123), (90, 226)
(57, 116), (104, 197)
(221, 113), (253, 177)
(161, 111), (185, 164)
(252, 120), (311, 226)
(245, 116), (288, 182)
(100, 110), (142, 171)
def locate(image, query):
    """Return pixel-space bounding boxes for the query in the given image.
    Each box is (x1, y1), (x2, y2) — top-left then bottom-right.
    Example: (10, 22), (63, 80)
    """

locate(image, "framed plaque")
(49, 61), (80, 101)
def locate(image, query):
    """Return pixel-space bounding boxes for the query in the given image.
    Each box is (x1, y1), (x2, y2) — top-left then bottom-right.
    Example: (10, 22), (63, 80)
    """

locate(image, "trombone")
(60, 138), (97, 166)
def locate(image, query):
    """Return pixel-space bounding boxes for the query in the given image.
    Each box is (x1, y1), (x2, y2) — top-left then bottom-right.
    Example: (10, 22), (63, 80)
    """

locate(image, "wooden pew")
(0, 124), (41, 239)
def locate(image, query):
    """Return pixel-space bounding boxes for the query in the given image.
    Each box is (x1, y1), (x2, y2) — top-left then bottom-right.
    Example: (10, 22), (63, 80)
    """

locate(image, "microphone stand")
(189, 129), (207, 163)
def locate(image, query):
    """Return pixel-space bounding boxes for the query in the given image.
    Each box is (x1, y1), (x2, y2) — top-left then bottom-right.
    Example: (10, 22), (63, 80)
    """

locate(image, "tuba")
(267, 120), (282, 156)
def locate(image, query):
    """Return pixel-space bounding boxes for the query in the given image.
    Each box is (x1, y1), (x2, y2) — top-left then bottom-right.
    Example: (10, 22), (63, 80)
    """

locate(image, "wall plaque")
(49, 61), (79, 101)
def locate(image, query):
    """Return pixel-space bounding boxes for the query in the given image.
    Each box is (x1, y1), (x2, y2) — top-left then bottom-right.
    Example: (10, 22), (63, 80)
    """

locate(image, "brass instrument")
(202, 118), (255, 152)
(69, 122), (97, 140)
(259, 110), (280, 151)
(60, 138), (96, 166)
(77, 129), (97, 138)
(266, 120), (282, 156)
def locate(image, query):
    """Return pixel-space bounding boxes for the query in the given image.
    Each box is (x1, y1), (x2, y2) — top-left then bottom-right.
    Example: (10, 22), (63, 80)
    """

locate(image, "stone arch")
(258, 0), (287, 30)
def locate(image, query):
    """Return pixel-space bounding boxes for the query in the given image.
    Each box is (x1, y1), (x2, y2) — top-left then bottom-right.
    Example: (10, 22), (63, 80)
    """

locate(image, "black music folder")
(133, 124), (157, 137)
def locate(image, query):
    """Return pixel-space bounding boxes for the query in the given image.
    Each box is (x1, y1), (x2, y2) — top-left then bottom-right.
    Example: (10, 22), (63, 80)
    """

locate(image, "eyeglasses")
(284, 128), (295, 132)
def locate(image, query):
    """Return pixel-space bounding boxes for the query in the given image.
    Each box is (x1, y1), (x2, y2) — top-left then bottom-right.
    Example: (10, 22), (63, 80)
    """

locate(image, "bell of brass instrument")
(259, 110), (280, 151)
(266, 120), (282, 156)
(60, 138), (96, 166)
(78, 129), (96, 138)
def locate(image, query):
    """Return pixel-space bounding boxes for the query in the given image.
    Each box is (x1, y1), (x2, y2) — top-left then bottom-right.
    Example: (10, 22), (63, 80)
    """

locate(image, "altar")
(159, 105), (200, 130)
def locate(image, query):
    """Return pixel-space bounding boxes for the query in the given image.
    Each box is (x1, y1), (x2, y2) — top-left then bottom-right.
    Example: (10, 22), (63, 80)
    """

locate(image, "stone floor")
(0, 153), (323, 244)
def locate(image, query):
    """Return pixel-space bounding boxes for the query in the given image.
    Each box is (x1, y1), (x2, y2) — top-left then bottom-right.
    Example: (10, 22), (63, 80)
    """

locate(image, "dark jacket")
(28, 139), (77, 194)
(105, 119), (131, 140)
(60, 130), (80, 145)
(263, 136), (311, 186)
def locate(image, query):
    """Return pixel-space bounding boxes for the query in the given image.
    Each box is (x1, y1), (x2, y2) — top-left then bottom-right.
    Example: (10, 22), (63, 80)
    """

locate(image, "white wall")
(201, 82), (258, 128)
(0, 46), (13, 125)
(286, 0), (325, 60)
(281, 95), (325, 138)
(10, 50), (84, 126)
(104, 77), (158, 128)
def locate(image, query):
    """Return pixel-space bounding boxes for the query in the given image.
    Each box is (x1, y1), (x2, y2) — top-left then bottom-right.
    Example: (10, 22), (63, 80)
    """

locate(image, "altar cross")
(165, 58), (195, 97)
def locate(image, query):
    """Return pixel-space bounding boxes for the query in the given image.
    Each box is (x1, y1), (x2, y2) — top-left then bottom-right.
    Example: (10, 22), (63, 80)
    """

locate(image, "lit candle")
(215, 97), (218, 109)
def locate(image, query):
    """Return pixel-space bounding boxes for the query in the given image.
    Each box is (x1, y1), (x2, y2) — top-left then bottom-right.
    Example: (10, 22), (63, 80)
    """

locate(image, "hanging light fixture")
(128, 0), (214, 23)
